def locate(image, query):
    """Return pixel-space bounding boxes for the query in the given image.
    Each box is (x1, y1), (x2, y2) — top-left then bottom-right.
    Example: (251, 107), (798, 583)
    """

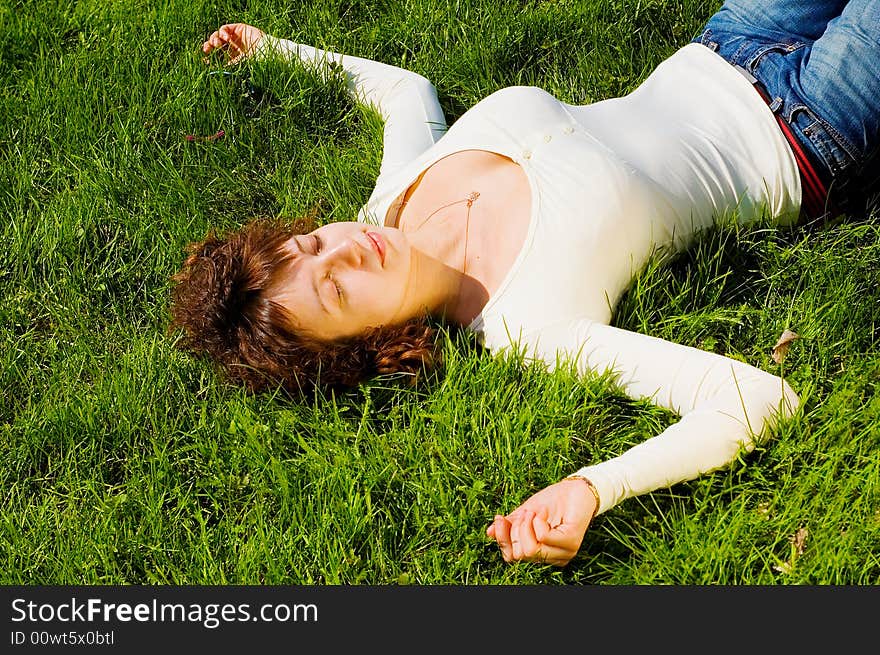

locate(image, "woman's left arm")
(487, 318), (801, 565)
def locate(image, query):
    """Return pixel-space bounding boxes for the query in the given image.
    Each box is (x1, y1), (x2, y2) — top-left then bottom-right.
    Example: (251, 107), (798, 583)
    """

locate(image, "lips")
(366, 231), (385, 266)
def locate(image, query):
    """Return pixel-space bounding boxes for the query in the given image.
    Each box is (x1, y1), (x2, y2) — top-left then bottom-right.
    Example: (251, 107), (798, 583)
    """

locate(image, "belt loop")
(732, 64), (757, 85)
(700, 29), (718, 51)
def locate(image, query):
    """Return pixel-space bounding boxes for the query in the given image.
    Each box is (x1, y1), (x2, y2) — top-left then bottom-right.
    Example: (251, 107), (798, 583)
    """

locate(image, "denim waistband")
(694, 29), (870, 216)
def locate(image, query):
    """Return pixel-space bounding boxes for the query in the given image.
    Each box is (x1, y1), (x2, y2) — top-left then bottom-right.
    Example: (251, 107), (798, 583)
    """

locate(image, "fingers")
(490, 510), (576, 567)
(531, 512), (550, 543)
(509, 510), (540, 560)
(488, 515), (514, 562)
(539, 516), (589, 553)
(201, 23), (256, 64)
(202, 27), (232, 55)
(488, 509), (532, 562)
(488, 480), (594, 567)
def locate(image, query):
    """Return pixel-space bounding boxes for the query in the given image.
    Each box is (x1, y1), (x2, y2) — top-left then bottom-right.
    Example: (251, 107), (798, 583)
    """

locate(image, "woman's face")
(271, 221), (419, 341)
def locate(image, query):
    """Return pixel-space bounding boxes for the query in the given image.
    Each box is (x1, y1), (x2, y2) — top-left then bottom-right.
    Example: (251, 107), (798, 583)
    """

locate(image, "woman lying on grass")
(170, 0), (879, 567)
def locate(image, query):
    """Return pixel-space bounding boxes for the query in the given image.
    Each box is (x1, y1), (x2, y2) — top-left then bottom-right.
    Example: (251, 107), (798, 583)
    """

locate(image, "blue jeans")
(692, 0), (880, 216)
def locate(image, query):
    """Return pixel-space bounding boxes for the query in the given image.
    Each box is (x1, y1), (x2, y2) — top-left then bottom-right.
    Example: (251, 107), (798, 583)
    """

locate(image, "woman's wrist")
(563, 474), (601, 520)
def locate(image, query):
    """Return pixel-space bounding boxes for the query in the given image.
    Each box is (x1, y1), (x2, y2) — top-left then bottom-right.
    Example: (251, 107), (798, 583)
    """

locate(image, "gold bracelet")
(563, 475), (601, 520)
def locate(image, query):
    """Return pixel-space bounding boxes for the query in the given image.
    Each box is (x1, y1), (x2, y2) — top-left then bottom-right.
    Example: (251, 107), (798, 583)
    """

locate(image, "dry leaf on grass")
(773, 561), (793, 574)
(773, 526), (809, 574)
(791, 527), (808, 555)
(772, 329), (800, 364)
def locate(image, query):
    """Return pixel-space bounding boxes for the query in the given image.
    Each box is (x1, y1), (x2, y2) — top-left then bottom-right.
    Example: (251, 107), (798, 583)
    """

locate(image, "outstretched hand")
(202, 23), (267, 65)
(486, 477), (598, 567)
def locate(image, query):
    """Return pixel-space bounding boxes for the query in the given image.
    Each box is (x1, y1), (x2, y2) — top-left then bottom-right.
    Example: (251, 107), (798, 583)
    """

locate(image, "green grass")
(2, 0), (878, 585)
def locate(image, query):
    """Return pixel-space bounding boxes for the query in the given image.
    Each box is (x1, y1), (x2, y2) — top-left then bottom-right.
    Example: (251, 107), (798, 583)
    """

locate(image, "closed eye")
(330, 275), (343, 302)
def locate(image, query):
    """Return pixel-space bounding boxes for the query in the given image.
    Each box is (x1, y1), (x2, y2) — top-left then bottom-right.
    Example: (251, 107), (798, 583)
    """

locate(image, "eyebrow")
(293, 237), (329, 315)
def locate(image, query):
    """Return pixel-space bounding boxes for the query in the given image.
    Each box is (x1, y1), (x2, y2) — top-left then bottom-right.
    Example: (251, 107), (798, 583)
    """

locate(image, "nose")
(321, 237), (363, 269)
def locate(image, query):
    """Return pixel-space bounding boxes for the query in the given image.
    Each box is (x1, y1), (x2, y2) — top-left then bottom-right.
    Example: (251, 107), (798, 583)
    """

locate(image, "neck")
(403, 209), (489, 326)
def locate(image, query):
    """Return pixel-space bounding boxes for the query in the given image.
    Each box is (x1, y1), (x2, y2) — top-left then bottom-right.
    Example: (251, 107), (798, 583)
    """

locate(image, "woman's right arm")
(516, 318), (801, 515)
(487, 318), (801, 565)
(203, 24), (447, 181)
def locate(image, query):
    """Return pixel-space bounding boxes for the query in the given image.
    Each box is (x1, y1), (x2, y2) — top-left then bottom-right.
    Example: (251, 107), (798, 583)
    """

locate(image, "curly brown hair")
(168, 217), (440, 394)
